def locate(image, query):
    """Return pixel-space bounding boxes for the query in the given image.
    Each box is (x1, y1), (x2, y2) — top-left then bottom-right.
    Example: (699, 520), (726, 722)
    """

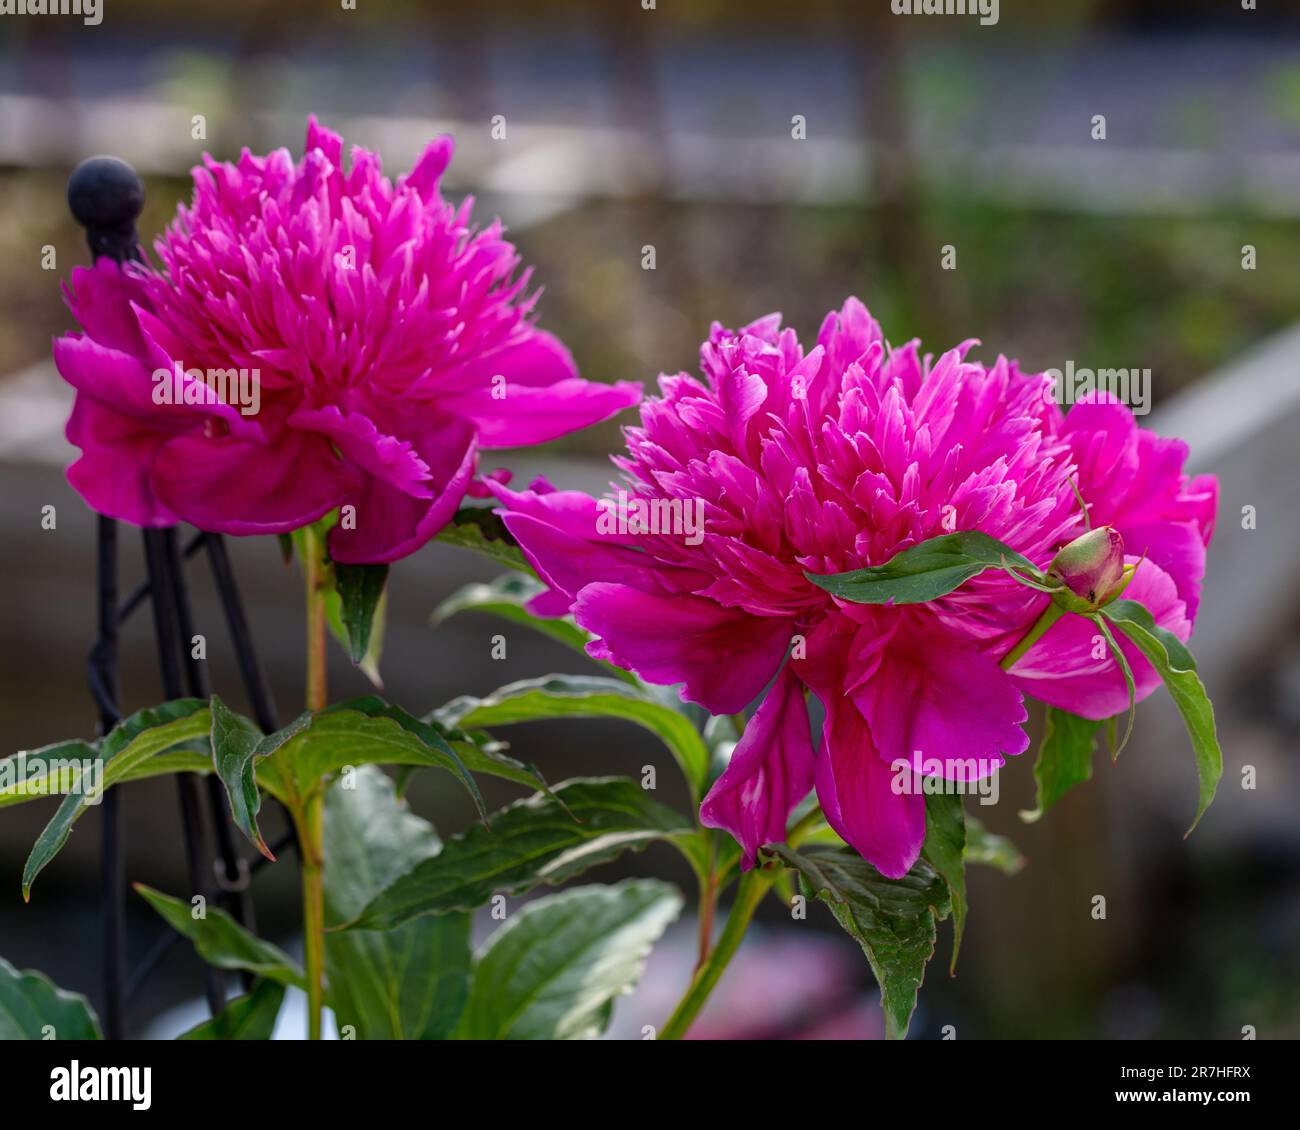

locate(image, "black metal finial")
(68, 155), (145, 263)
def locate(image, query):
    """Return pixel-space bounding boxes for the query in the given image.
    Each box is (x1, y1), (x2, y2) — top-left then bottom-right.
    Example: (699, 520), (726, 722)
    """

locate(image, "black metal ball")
(67, 156), (144, 231)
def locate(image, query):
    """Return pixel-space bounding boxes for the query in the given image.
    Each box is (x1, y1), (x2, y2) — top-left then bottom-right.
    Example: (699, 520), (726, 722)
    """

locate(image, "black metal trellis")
(69, 156), (287, 1039)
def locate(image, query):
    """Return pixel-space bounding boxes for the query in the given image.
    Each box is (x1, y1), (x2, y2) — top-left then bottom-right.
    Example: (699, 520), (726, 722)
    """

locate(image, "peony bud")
(1046, 526), (1125, 612)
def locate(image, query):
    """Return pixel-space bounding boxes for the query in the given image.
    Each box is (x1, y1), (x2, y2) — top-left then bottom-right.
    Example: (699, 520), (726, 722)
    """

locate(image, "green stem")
(298, 522), (331, 1039)
(661, 869), (773, 1039)
(662, 807), (824, 1039)
(298, 793), (326, 1041)
(304, 525), (329, 712)
(999, 601), (1066, 671)
(694, 858), (719, 969)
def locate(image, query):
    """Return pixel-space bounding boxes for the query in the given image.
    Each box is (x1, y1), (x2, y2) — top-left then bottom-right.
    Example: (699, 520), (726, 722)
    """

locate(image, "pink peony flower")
(54, 117), (640, 563)
(488, 300), (1216, 877)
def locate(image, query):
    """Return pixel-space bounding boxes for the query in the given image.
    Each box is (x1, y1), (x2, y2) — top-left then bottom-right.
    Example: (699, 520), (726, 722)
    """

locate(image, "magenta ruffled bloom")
(54, 117), (640, 563)
(489, 300), (1216, 877)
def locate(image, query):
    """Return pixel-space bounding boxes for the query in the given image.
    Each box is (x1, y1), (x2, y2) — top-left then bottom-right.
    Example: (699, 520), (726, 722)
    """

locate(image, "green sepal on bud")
(1045, 527), (1126, 613)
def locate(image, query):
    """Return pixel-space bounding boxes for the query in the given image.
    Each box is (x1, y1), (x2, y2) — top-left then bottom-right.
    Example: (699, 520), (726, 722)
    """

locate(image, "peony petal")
(53, 334), (259, 438)
(1119, 519), (1206, 620)
(812, 692), (925, 880)
(304, 114), (344, 165)
(53, 334), (185, 423)
(151, 430), (359, 535)
(854, 609), (1029, 781)
(699, 666), (816, 868)
(65, 395), (179, 527)
(1182, 474), (1218, 544)
(328, 413), (477, 564)
(447, 378), (642, 447)
(500, 511), (703, 605)
(289, 406), (433, 498)
(484, 329), (579, 388)
(441, 332), (640, 447)
(572, 583), (792, 714)
(63, 260), (150, 356)
(525, 587), (576, 618)
(484, 476), (641, 545)
(401, 135), (454, 200)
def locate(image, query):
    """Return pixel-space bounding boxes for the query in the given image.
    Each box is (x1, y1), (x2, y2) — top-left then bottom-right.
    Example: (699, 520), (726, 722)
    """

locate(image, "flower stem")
(297, 792), (326, 1040)
(304, 525), (329, 712)
(298, 522), (330, 1039)
(999, 601), (1066, 671)
(694, 838), (719, 969)
(662, 808), (823, 1039)
(662, 869), (773, 1039)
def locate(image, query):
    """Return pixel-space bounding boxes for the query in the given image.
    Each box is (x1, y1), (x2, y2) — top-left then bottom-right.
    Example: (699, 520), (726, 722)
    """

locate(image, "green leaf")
(209, 697), (266, 855)
(436, 572), (589, 653)
(293, 521), (387, 687)
(22, 700), (211, 899)
(1021, 707), (1102, 823)
(393, 725), (561, 807)
(209, 697), (309, 860)
(445, 740), (560, 804)
(434, 572), (640, 685)
(768, 844), (950, 1040)
(806, 530), (1039, 605)
(444, 676), (711, 801)
(436, 506), (529, 571)
(454, 880), (681, 1040)
(356, 588), (388, 687)
(262, 700), (485, 818)
(0, 739), (99, 809)
(115, 747), (214, 785)
(326, 585), (388, 688)
(0, 956), (102, 1039)
(964, 814), (1026, 874)
(1102, 599), (1223, 833)
(5, 701), (208, 810)
(179, 980), (285, 1040)
(343, 777), (693, 932)
(134, 884), (307, 990)
(1094, 613), (1136, 758)
(324, 767), (472, 1040)
(334, 563), (389, 665)
(95, 699), (211, 764)
(921, 792), (966, 973)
